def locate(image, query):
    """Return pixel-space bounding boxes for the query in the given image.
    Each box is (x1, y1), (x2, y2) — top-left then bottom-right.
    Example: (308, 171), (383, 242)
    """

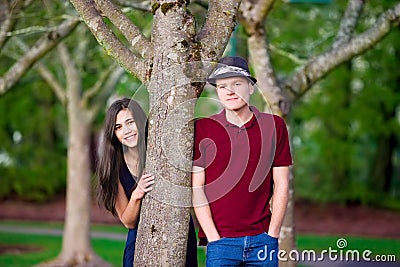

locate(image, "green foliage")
(0, 78), (67, 202)
(1, 0), (153, 202)
(254, 1), (400, 206)
(291, 23), (400, 206)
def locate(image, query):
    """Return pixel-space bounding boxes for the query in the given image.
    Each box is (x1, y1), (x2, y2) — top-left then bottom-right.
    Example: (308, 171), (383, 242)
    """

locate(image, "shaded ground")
(0, 244), (42, 255)
(1, 195), (400, 239)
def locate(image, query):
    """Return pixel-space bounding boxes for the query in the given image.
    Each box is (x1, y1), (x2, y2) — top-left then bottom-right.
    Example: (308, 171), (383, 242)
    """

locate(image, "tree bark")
(70, 0), (240, 265)
(0, 0), (25, 49)
(369, 133), (397, 194)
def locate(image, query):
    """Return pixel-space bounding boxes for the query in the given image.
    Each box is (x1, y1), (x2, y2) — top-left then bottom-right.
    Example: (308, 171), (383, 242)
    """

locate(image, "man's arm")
(192, 166), (220, 242)
(268, 166), (290, 238)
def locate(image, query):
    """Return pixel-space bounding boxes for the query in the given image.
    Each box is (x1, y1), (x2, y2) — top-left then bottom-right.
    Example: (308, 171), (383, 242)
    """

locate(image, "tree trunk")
(241, 2), (296, 265)
(34, 105), (110, 267)
(134, 91), (195, 266)
(279, 165), (296, 267)
(134, 65), (201, 266)
(59, 106), (98, 265)
(324, 63), (352, 196)
(248, 35), (297, 267)
(133, 2), (199, 265)
(33, 42), (113, 267)
(368, 122), (397, 196)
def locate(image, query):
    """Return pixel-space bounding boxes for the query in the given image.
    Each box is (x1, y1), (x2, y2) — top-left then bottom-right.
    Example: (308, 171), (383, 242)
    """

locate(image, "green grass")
(297, 235), (400, 258)
(0, 219), (126, 234)
(0, 231), (125, 267)
(0, 220), (398, 266)
(0, 220), (207, 267)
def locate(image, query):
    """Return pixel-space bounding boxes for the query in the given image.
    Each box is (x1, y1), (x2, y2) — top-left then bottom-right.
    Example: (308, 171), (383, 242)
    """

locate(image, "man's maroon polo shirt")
(193, 106), (292, 242)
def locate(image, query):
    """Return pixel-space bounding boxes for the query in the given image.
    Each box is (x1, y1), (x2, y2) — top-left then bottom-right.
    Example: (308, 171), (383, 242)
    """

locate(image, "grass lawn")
(0, 220), (398, 266)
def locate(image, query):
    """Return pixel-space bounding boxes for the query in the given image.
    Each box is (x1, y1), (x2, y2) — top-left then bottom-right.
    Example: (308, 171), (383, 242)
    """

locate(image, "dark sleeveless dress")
(119, 160), (198, 267)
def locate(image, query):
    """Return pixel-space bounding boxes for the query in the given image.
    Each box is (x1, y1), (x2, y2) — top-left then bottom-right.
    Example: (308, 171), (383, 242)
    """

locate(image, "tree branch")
(12, 37), (67, 105)
(90, 66), (125, 118)
(0, 0), (25, 49)
(239, 0), (290, 116)
(94, 0), (152, 58)
(197, 0), (242, 61)
(82, 63), (117, 105)
(69, 0), (149, 83)
(58, 43), (81, 110)
(36, 63), (67, 105)
(114, 0), (209, 12)
(284, 2), (400, 101)
(333, 0), (365, 49)
(239, 0), (275, 33)
(0, 19), (79, 95)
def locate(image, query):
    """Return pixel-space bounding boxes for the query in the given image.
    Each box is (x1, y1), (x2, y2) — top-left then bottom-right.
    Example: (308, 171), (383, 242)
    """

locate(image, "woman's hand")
(132, 173), (155, 200)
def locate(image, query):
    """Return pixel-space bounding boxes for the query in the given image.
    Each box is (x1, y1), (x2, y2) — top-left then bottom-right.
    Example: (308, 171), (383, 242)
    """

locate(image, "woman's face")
(114, 108), (138, 148)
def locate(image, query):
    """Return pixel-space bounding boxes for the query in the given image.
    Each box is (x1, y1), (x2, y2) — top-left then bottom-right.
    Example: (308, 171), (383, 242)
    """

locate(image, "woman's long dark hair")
(96, 98), (147, 217)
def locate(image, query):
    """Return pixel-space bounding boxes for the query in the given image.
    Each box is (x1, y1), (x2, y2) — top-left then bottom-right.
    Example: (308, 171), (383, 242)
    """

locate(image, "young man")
(192, 56), (292, 266)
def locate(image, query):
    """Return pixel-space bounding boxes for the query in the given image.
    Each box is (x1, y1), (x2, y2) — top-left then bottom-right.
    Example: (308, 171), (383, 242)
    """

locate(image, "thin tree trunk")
(60, 109), (95, 264)
(368, 119), (397, 195)
(240, 2), (296, 266)
(33, 42), (115, 267)
(247, 31), (297, 267)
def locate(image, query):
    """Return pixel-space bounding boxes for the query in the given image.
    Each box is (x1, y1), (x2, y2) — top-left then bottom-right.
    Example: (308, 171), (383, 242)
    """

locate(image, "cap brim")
(207, 72), (257, 87)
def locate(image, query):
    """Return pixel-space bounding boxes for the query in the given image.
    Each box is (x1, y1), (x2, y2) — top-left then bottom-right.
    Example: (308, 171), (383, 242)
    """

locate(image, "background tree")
(1, 1), (79, 201)
(0, 0), (79, 93)
(0, 73), (67, 202)
(291, 14), (400, 208)
(1, 0), (399, 266)
(237, 2), (400, 266)
(1, 1), (127, 265)
(34, 40), (124, 266)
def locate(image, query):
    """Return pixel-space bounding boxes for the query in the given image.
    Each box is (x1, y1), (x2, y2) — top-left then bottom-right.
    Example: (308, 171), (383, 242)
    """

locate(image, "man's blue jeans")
(206, 233), (279, 267)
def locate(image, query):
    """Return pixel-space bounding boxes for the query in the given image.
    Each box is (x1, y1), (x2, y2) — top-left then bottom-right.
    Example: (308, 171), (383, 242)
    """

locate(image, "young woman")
(96, 98), (198, 267)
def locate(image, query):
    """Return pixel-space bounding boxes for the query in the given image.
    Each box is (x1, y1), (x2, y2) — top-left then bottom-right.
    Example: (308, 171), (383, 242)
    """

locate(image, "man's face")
(215, 76), (254, 111)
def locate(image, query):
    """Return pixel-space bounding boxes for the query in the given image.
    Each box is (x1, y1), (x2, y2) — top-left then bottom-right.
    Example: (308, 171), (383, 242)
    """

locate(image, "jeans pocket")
(264, 233), (279, 242)
(207, 237), (225, 246)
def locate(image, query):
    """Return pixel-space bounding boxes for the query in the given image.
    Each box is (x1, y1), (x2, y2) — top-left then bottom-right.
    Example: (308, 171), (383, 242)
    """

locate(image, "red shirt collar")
(214, 106), (260, 129)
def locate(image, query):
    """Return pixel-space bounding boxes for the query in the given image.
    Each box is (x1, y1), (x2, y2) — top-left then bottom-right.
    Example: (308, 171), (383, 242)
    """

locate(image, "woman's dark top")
(119, 160), (198, 267)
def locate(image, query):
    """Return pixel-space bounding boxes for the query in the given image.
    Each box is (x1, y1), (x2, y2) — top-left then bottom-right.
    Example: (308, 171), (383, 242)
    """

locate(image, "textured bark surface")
(69, 0), (241, 265)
